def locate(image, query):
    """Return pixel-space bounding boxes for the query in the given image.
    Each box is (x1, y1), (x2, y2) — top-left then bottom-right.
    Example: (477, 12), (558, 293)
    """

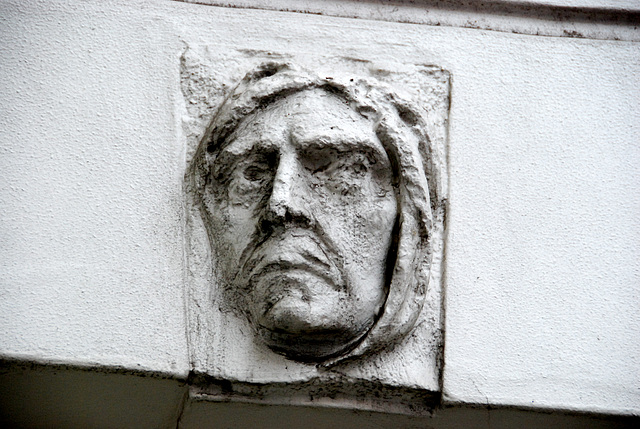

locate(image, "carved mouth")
(252, 259), (339, 289)
(240, 228), (345, 293)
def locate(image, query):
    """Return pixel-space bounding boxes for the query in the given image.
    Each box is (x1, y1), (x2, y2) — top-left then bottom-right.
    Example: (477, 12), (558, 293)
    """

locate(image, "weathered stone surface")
(182, 51), (449, 395)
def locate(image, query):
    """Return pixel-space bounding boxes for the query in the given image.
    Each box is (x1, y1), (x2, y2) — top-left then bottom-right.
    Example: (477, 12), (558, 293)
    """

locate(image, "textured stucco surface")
(0, 0), (189, 376)
(178, 0), (640, 41)
(1, 0), (638, 417)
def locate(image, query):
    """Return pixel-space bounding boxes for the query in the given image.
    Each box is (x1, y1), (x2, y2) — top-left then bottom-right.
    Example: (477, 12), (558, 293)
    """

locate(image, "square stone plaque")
(181, 47), (449, 414)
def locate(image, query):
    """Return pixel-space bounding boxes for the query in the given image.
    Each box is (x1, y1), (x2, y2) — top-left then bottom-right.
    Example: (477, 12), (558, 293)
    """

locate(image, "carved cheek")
(308, 188), (393, 267)
(222, 204), (260, 253)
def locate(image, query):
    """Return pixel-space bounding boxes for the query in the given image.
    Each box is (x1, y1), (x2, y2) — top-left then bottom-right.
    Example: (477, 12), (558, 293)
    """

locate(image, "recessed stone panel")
(181, 48), (449, 406)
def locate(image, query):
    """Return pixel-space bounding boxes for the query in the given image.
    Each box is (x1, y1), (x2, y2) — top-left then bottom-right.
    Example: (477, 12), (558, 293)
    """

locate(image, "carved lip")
(252, 262), (338, 290)
(241, 228), (345, 292)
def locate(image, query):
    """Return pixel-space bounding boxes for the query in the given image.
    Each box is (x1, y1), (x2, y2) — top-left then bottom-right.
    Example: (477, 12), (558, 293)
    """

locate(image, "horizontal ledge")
(0, 354), (187, 381)
(188, 372), (440, 416)
(174, 0), (640, 41)
(2, 359), (637, 427)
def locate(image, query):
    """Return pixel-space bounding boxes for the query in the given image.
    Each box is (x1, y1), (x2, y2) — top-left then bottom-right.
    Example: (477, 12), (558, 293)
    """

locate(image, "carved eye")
(347, 159), (367, 176)
(311, 159), (332, 174)
(306, 151), (368, 176)
(332, 154), (369, 178)
(243, 164), (270, 182)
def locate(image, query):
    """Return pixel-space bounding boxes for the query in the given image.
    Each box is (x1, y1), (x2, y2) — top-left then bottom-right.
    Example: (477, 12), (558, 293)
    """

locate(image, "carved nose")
(264, 154), (311, 226)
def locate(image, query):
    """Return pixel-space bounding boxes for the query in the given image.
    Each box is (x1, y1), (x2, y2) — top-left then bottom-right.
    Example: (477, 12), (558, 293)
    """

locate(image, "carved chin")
(247, 270), (370, 361)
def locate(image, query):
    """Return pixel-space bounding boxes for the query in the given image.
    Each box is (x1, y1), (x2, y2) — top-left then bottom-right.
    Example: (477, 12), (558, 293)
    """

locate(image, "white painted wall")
(179, 0), (640, 41)
(1, 0), (638, 417)
(0, 0), (189, 376)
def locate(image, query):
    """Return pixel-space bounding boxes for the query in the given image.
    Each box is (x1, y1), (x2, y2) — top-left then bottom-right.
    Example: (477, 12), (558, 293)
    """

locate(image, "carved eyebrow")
(219, 134), (273, 155)
(211, 142), (267, 180)
(215, 134), (276, 160)
(295, 136), (390, 165)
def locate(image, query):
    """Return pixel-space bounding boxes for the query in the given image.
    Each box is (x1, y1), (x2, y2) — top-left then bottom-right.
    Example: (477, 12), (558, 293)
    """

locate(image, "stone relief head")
(191, 62), (441, 363)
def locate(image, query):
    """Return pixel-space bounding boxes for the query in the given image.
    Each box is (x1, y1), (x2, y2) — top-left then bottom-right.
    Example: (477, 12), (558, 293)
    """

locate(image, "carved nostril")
(262, 151), (314, 230)
(261, 180), (313, 233)
(284, 210), (311, 228)
(258, 216), (275, 236)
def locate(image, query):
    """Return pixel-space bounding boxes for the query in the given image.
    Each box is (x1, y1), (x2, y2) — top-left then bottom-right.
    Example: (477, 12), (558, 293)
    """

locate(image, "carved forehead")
(220, 88), (386, 158)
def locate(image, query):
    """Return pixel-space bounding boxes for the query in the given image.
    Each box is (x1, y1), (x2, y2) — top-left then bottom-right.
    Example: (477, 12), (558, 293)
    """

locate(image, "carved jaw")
(256, 320), (373, 363)
(251, 271), (376, 362)
(241, 230), (380, 362)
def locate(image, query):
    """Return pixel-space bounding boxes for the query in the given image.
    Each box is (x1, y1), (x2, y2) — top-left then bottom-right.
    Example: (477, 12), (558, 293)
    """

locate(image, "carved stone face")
(206, 88), (398, 361)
